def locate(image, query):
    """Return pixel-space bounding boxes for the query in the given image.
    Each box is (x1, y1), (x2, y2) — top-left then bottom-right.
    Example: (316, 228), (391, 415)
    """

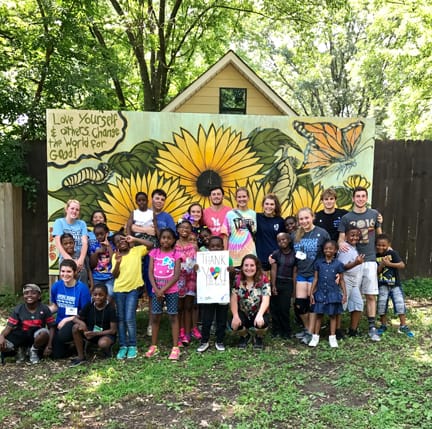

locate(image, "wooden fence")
(7, 139), (431, 288)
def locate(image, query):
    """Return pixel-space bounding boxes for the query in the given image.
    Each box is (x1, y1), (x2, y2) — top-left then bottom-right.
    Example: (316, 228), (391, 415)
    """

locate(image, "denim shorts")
(152, 292), (179, 315)
(377, 285), (406, 315)
(296, 275), (314, 283)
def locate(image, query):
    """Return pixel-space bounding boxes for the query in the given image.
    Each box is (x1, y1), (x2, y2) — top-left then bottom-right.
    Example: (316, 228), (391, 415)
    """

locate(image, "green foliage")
(403, 277), (432, 300)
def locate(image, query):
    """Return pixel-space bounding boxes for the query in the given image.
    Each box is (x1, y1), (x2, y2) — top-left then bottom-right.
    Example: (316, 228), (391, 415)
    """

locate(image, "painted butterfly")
(293, 120), (371, 179)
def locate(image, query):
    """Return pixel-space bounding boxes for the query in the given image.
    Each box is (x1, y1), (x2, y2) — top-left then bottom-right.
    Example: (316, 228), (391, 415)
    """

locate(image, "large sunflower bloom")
(156, 125), (264, 207)
(99, 171), (189, 231)
(287, 183), (324, 216)
(343, 174), (371, 191)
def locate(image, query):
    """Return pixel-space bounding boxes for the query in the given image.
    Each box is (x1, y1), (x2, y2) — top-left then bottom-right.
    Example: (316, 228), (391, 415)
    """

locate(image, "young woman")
(231, 254), (271, 350)
(255, 193), (285, 275)
(221, 187), (256, 267)
(293, 208), (330, 344)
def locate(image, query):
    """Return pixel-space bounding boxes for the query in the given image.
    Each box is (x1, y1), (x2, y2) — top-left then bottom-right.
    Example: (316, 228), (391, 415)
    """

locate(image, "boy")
(0, 284), (56, 364)
(376, 234), (413, 337)
(314, 188), (348, 241)
(337, 226), (365, 337)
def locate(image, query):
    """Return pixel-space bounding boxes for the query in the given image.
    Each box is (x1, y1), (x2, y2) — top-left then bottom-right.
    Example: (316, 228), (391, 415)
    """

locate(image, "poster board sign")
(196, 251), (230, 304)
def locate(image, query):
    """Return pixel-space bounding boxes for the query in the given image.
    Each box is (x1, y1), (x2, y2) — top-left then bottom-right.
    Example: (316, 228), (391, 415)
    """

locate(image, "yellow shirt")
(112, 245), (148, 292)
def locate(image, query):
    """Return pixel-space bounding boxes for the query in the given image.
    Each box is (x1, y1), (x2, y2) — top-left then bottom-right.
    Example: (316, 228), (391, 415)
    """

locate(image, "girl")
(186, 203), (204, 245)
(285, 215), (298, 236)
(53, 199), (88, 275)
(255, 194), (285, 275)
(126, 192), (158, 337)
(88, 210), (108, 248)
(145, 228), (181, 360)
(175, 220), (199, 344)
(88, 223), (115, 297)
(221, 187), (257, 267)
(293, 208), (330, 344)
(270, 232), (296, 339)
(50, 259), (92, 359)
(309, 240), (347, 348)
(111, 232), (153, 360)
(60, 233), (89, 286)
(70, 284), (117, 366)
(231, 254), (271, 350)
(199, 227), (212, 251)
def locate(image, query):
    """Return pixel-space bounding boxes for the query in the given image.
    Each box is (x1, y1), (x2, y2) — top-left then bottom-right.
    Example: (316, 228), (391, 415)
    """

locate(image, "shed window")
(219, 88), (247, 114)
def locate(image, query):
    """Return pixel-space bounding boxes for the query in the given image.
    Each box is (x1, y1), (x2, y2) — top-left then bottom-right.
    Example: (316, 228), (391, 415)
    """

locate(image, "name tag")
(93, 325), (103, 332)
(65, 306), (78, 316)
(296, 251), (307, 260)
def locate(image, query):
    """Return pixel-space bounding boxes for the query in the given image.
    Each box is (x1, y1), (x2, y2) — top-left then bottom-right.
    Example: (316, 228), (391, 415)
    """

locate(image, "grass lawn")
(1, 278), (432, 428)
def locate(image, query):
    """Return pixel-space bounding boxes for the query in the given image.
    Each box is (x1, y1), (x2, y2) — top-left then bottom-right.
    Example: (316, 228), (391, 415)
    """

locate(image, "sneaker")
(329, 335), (338, 348)
(147, 324), (152, 337)
(16, 347), (27, 363)
(215, 343), (225, 352)
(177, 340), (184, 348)
(4, 339), (15, 352)
(348, 328), (359, 337)
(145, 345), (159, 358)
(295, 329), (307, 339)
(168, 346), (180, 360)
(238, 333), (251, 349)
(369, 327), (381, 342)
(69, 357), (85, 367)
(335, 329), (345, 340)
(191, 327), (202, 340)
(308, 334), (320, 347)
(253, 336), (264, 350)
(29, 346), (40, 364)
(127, 346), (138, 359)
(182, 334), (191, 346)
(197, 342), (210, 353)
(116, 346), (128, 360)
(377, 324), (387, 335)
(398, 325), (414, 338)
(302, 332), (313, 345)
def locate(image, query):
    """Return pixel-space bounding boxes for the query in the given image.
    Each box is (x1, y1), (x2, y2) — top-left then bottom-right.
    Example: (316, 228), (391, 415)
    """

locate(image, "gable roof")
(162, 50), (298, 115)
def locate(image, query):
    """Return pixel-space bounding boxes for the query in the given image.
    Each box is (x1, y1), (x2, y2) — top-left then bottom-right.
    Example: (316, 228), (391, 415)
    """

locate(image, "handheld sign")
(196, 251), (230, 304)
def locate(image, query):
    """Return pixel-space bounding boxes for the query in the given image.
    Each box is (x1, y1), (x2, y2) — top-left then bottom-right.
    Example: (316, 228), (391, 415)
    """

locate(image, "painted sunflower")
(343, 174), (371, 191)
(99, 171), (190, 232)
(287, 183), (324, 216)
(156, 124), (264, 207)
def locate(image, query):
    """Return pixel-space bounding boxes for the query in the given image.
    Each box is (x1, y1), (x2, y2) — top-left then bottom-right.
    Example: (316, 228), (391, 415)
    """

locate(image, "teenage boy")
(151, 189), (176, 231)
(314, 188), (348, 241)
(203, 187), (231, 236)
(338, 186), (382, 342)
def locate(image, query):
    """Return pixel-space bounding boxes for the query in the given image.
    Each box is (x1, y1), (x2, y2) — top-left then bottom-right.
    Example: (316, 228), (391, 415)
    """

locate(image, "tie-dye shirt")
(221, 209), (256, 267)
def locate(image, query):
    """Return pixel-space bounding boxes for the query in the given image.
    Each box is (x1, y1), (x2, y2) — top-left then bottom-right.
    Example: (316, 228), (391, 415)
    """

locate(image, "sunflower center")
(196, 170), (223, 196)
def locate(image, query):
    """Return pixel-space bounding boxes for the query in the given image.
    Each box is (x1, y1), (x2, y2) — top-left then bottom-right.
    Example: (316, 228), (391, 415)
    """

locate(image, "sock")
(368, 317), (375, 329)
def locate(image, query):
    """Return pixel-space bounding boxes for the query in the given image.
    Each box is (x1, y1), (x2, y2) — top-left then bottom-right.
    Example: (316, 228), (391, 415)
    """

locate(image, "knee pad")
(295, 298), (310, 315)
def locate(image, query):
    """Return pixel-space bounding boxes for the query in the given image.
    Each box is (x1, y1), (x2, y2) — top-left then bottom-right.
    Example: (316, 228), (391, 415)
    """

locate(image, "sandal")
(168, 346), (180, 361)
(145, 345), (159, 358)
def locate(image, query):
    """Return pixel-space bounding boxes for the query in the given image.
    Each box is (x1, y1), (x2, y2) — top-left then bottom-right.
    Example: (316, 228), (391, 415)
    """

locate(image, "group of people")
(0, 184), (413, 366)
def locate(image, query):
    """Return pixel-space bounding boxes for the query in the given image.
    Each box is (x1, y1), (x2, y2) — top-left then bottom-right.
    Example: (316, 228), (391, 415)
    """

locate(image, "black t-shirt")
(314, 208), (348, 241)
(79, 302), (117, 331)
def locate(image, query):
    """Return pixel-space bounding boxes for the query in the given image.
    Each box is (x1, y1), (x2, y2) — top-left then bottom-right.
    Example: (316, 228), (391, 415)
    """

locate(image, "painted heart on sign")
(210, 266), (221, 279)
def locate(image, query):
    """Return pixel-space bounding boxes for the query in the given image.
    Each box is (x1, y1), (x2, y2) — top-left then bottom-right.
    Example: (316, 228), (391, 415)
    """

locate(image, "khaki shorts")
(360, 261), (378, 295)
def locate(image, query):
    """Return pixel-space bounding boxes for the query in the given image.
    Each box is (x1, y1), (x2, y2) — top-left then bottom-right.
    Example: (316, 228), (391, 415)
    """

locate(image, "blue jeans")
(114, 289), (139, 347)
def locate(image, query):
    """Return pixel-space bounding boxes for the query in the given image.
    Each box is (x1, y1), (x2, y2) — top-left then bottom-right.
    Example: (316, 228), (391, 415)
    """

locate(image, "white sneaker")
(197, 342), (209, 353)
(308, 334), (320, 347)
(329, 335), (338, 348)
(147, 325), (152, 337)
(369, 327), (381, 342)
(215, 343), (225, 352)
(29, 346), (40, 364)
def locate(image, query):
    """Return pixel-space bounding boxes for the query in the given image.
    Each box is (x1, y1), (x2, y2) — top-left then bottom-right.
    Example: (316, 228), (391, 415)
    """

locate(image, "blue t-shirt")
(156, 212), (176, 232)
(50, 280), (91, 323)
(88, 241), (115, 281)
(53, 218), (88, 254)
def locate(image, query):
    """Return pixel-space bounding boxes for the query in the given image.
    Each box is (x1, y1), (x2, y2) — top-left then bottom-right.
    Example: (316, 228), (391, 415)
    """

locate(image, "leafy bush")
(403, 277), (432, 300)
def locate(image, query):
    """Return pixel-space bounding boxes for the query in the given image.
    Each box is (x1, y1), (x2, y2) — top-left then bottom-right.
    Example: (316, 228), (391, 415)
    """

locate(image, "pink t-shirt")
(203, 205), (231, 236)
(149, 248), (180, 294)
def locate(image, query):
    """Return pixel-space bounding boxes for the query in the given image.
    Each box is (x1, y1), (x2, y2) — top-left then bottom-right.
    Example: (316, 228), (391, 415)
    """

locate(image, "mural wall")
(47, 110), (375, 274)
